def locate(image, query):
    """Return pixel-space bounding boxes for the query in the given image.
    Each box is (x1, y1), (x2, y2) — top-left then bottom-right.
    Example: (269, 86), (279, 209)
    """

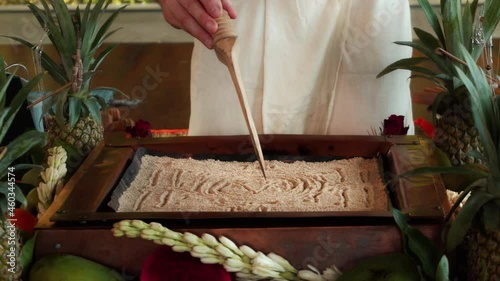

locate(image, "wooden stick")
(26, 82), (72, 110)
(435, 47), (500, 84)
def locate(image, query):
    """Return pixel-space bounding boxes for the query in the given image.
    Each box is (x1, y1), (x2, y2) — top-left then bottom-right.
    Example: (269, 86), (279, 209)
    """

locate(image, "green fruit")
(29, 254), (125, 281)
(337, 253), (420, 281)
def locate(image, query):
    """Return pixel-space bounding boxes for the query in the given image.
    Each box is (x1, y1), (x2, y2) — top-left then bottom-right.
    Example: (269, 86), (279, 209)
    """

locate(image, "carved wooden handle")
(212, 11), (237, 45)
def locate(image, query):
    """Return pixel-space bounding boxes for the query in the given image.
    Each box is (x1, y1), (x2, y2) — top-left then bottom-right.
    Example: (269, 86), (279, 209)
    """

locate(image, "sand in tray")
(114, 156), (388, 212)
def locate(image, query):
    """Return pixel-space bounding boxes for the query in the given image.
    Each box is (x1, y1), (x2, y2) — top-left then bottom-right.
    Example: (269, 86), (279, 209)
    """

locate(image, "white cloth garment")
(189, 0), (413, 136)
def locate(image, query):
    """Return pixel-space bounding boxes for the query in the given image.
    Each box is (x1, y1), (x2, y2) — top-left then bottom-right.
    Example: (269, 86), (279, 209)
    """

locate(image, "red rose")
(126, 119), (152, 138)
(382, 115), (409, 136)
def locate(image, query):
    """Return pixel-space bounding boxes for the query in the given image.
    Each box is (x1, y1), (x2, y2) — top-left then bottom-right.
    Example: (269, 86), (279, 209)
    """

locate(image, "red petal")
(141, 246), (231, 281)
(414, 118), (436, 139)
(12, 208), (37, 234)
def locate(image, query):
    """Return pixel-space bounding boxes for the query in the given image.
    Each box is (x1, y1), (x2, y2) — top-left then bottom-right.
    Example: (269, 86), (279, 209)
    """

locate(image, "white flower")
(216, 244), (238, 258)
(253, 252), (286, 273)
(220, 236), (244, 256)
(240, 245), (258, 259)
(252, 266), (282, 279)
(267, 253), (297, 273)
(297, 270), (325, 281)
(202, 233), (219, 246)
(322, 265), (342, 281)
(183, 232), (202, 245)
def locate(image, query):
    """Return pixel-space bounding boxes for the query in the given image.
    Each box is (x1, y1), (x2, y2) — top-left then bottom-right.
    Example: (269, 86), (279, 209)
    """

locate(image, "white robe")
(189, 0), (413, 136)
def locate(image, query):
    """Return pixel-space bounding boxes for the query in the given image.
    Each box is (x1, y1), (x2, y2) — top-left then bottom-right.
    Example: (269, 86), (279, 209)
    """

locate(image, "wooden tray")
(43, 134), (449, 227)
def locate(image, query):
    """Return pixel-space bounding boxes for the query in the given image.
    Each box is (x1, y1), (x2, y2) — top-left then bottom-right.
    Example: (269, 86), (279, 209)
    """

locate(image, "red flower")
(126, 119), (152, 138)
(141, 246), (231, 281)
(11, 208), (37, 234)
(414, 117), (436, 139)
(382, 115), (409, 136)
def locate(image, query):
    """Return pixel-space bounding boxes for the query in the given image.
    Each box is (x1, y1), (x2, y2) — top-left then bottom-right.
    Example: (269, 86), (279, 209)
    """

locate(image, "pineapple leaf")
(91, 5), (127, 50)
(55, 90), (68, 129)
(442, 0), (464, 67)
(0, 130), (47, 174)
(27, 1), (72, 80)
(93, 95), (107, 113)
(446, 189), (494, 251)
(377, 57), (430, 78)
(435, 255), (450, 281)
(481, 200), (499, 230)
(68, 96), (83, 128)
(83, 98), (102, 126)
(394, 41), (452, 75)
(93, 86), (128, 99)
(413, 28), (441, 50)
(91, 43), (118, 72)
(50, 0), (77, 68)
(82, 71), (98, 86)
(444, 181), (483, 225)
(483, 0), (500, 47)
(461, 1), (473, 53)
(405, 227), (443, 279)
(417, 0), (446, 48)
(2, 36), (67, 85)
(455, 46), (499, 174)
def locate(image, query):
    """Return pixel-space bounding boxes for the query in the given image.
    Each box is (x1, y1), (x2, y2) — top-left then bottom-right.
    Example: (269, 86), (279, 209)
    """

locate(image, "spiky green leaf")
(446, 190), (494, 251)
(83, 98), (102, 126)
(92, 5), (127, 50)
(68, 96), (83, 128)
(19, 232), (38, 274)
(0, 182), (27, 212)
(414, 27), (441, 50)
(377, 57), (430, 78)
(90, 43), (118, 72)
(418, 0), (447, 48)
(395, 41), (452, 75)
(0, 130), (47, 175)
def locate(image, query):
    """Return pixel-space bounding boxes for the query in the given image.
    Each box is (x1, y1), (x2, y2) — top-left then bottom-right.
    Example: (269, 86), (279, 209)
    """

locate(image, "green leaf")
(395, 41), (452, 75)
(19, 232), (38, 276)
(0, 131), (47, 173)
(446, 190), (494, 251)
(377, 58), (434, 78)
(83, 98), (102, 126)
(444, 179), (485, 225)
(91, 5), (127, 50)
(435, 255), (450, 281)
(0, 72), (45, 144)
(414, 27), (441, 50)
(442, 0), (464, 65)
(417, 0), (446, 48)
(0, 69), (18, 109)
(68, 96), (83, 128)
(404, 227), (443, 279)
(90, 44), (118, 72)
(2, 36), (67, 85)
(21, 167), (44, 187)
(0, 182), (27, 208)
(461, 1), (473, 53)
(391, 205), (409, 232)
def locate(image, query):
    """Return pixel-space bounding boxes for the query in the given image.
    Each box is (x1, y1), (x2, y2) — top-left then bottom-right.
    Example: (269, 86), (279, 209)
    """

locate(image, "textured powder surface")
(115, 156), (388, 212)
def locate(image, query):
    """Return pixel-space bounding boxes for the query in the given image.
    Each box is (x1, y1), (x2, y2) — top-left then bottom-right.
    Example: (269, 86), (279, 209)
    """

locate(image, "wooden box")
(35, 135), (450, 276)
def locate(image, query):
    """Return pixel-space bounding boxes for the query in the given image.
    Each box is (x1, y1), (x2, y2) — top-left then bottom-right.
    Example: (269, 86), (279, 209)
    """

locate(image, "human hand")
(159, 0), (237, 49)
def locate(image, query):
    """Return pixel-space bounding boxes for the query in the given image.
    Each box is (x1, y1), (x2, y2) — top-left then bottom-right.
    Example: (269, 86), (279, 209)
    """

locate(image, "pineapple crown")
(378, 0), (500, 114)
(5, 0), (126, 129)
(0, 56), (47, 219)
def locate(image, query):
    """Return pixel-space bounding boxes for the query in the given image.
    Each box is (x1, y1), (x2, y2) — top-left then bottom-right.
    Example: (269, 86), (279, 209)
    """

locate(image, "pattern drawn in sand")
(115, 156), (388, 212)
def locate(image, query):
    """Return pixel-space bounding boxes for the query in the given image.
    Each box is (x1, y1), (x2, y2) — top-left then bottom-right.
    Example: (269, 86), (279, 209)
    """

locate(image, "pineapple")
(406, 48), (500, 281)
(378, 0), (500, 166)
(0, 56), (46, 280)
(7, 0), (126, 156)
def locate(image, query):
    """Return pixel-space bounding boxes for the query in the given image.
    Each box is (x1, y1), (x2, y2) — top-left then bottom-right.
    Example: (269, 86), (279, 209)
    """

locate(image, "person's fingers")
(221, 0), (237, 19)
(199, 0), (223, 18)
(169, 1), (214, 48)
(179, 0), (218, 34)
(161, 3), (182, 29)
